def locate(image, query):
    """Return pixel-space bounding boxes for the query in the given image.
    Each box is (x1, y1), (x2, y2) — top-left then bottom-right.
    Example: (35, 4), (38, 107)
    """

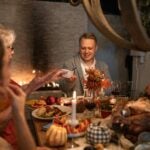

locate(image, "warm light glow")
(18, 80), (27, 86)
(47, 83), (50, 87)
(19, 81), (23, 86)
(11, 69), (36, 85)
(32, 70), (36, 74)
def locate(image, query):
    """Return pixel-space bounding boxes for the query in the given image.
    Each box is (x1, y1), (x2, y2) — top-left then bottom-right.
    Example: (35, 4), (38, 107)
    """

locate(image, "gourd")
(46, 124), (67, 147)
(86, 123), (111, 145)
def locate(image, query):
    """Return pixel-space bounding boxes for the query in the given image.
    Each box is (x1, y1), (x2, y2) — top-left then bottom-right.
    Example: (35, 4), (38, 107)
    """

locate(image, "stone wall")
(0, 1), (129, 86)
(0, 1), (87, 83)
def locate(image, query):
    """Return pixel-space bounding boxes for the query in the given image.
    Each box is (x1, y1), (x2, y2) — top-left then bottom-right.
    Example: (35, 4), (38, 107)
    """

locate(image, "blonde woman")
(0, 37), (37, 149)
(0, 25), (65, 149)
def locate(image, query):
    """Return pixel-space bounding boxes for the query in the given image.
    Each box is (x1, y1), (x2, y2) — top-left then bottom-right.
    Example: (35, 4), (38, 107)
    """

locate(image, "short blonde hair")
(79, 33), (97, 46)
(0, 24), (16, 48)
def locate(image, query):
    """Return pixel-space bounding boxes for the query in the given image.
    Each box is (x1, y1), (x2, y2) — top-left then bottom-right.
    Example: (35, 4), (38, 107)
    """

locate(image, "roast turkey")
(111, 97), (150, 142)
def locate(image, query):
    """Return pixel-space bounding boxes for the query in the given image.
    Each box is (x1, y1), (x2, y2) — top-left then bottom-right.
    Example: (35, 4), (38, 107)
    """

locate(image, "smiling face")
(79, 38), (97, 63)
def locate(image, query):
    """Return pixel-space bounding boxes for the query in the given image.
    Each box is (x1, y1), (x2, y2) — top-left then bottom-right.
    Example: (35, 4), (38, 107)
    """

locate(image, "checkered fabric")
(86, 123), (111, 145)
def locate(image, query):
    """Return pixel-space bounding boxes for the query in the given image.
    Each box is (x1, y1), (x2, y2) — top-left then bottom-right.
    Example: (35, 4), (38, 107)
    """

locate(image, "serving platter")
(32, 105), (71, 120)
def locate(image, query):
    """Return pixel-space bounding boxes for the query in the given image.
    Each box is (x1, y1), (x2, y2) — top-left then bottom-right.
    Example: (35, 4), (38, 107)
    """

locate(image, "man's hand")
(48, 69), (67, 81)
(66, 74), (77, 82)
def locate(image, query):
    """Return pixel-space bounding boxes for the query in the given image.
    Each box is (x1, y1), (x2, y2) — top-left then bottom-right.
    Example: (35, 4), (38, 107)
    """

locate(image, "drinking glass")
(111, 81), (121, 96)
(84, 90), (97, 118)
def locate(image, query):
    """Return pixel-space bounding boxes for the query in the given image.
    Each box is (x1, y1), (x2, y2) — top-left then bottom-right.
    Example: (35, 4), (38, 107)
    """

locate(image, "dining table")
(31, 112), (126, 150)
(26, 94), (132, 150)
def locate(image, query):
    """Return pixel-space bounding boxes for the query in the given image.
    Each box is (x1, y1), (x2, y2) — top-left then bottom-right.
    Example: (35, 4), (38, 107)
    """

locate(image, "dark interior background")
(0, 0), (129, 84)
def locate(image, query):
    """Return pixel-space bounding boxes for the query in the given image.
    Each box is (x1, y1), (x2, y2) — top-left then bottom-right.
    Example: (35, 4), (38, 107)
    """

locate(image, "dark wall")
(38, 0), (120, 14)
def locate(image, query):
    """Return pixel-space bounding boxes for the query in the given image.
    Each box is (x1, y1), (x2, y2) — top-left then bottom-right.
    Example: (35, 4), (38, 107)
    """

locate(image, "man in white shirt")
(60, 33), (111, 96)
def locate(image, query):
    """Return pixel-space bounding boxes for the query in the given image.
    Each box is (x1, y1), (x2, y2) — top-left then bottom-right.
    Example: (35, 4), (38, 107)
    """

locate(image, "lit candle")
(72, 91), (77, 124)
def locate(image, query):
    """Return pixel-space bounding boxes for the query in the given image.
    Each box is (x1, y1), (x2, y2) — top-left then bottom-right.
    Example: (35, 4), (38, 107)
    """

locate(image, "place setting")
(1, 2), (150, 149)
(28, 68), (150, 150)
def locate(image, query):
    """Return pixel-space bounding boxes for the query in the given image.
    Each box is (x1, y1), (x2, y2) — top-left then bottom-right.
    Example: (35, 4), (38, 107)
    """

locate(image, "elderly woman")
(0, 25), (65, 95)
(0, 25), (65, 149)
(0, 37), (37, 149)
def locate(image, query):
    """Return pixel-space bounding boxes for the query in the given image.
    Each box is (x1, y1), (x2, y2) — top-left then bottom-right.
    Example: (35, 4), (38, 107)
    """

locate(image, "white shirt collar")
(80, 57), (96, 80)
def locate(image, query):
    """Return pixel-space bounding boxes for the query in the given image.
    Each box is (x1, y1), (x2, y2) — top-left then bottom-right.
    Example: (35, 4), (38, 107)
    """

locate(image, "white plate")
(61, 69), (74, 78)
(32, 105), (71, 120)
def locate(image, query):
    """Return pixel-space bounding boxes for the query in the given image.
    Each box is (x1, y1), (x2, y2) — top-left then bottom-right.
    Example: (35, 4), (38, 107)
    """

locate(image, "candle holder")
(66, 119), (79, 148)
(66, 91), (79, 148)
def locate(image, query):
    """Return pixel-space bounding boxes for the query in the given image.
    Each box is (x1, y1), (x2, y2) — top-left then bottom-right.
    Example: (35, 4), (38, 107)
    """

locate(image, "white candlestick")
(72, 91), (77, 125)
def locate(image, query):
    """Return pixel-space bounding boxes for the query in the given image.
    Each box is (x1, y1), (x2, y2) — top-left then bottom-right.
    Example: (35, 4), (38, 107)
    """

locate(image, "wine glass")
(111, 81), (122, 96)
(84, 92), (96, 118)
